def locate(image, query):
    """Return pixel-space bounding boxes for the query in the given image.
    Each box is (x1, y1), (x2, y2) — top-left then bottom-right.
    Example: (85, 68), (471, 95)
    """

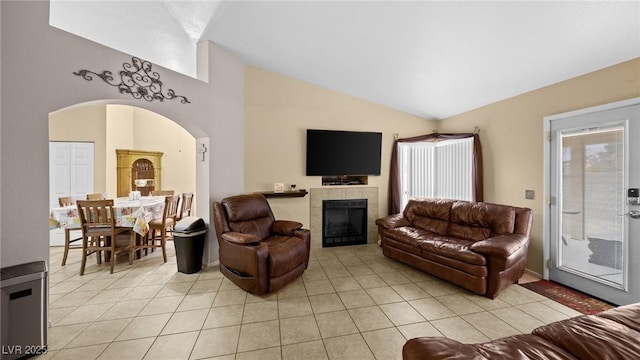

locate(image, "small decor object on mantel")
(74, 56), (190, 104)
(274, 183), (285, 193)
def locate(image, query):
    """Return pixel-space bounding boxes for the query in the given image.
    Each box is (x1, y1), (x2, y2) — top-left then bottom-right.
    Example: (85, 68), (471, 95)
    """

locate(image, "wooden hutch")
(116, 149), (163, 197)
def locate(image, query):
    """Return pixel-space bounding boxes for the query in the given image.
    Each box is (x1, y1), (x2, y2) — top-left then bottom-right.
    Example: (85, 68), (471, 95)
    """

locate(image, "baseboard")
(204, 260), (220, 268)
(524, 268), (543, 280)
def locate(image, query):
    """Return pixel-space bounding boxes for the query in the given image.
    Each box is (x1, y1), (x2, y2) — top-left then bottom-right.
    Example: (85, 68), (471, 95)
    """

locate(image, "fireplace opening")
(322, 199), (367, 247)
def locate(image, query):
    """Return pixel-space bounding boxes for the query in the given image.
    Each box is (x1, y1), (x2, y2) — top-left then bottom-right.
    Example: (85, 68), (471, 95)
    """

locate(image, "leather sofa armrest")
(470, 234), (528, 258)
(375, 214), (410, 229)
(403, 338), (486, 360)
(272, 220), (303, 236)
(222, 232), (262, 245)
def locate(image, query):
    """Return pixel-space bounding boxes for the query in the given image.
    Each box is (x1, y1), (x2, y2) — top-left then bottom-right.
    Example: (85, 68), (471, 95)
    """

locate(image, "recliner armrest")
(272, 220), (303, 236)
(375, 214), (410, 229)
(470, 234), (528, 258)
(222, 232), (262, 245)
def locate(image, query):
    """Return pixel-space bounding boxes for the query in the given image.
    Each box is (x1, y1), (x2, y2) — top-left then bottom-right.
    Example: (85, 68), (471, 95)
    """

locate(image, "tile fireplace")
(310, 187), (378, 248)
(322, 199), (367, 247)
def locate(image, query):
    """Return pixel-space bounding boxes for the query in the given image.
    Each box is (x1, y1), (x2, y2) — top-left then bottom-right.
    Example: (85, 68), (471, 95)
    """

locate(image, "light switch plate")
(525, 190), (535, 200)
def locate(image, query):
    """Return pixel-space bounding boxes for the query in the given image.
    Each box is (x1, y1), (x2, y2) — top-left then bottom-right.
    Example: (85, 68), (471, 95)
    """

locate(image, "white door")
(548, 100), (640, 305)
(49, 142), (94, 246)
(49, 142), (94, 207)
(50, 143), (71, 209)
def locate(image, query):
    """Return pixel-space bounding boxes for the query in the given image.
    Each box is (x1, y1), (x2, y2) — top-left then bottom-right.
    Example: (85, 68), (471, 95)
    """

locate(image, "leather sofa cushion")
(379, 229), (422, 256)
(264, 236), (307, 278)
(402, 304), (640, 360)
(476, 334), (576, 360)
(403, 335), (576, 360)
(447, 202), (516, 241)
(597, 302), (640, 332)
(403, 198), (453, 235)
(381, 227), (433, 247)
(419, 237), (486, 266)
(403, 337), (486, 360)
(533, 314), (640, 359)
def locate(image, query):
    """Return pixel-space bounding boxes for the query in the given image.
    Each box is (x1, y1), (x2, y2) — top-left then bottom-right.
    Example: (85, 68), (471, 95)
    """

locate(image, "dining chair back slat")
(86, 192), (108, 200)
(58, 195), (85, 207)
(58, 196), (84, 266)
(178, 192), (194, 221)
(166, 195), (181, 223)
(76, 200), (131, 275)
(144, 195), (180, 263)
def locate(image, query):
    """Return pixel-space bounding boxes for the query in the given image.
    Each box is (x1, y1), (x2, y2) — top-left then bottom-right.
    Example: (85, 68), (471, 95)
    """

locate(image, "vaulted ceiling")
(50, 1), (640, 119)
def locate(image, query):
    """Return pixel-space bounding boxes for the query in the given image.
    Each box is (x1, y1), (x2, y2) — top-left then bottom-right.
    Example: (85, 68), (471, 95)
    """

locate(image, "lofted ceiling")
(50, 1), (640, 119)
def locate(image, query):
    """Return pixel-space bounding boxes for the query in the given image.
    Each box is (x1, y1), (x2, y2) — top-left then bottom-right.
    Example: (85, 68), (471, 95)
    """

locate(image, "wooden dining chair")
(150, 190), (174, 196)
(76, 199), (131, 275)
(145, 195), (180, 262)
(59, 195), (85, 266)
(177, 192), (194, 221)
(86, 192), (108, 200)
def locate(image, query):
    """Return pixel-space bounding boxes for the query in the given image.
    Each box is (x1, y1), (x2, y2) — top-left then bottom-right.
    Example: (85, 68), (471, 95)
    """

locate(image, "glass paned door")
(548, 102), (640, 305)
(559, 127), (624, 287)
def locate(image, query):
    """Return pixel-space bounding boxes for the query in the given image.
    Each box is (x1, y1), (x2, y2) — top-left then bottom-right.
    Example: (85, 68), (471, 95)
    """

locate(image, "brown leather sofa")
(212, 194), (311, 295)
(376, 198), (532, 299)
(403, 302), (640, 359)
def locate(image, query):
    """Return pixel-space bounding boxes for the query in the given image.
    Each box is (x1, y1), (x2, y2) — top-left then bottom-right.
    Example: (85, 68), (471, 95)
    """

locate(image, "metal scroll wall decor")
(74, 57), (190, 104)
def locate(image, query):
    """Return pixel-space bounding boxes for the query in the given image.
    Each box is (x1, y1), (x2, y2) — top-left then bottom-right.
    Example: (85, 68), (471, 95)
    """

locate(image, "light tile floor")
(38, 243), (581, 360)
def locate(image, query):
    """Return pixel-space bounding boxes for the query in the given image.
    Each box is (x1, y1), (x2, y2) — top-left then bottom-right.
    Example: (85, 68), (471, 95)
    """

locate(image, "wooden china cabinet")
(116, 149), (163, 197)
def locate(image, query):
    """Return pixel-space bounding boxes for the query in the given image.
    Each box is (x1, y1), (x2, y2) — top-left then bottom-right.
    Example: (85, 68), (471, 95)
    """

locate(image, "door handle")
(618, 210), (640, 219)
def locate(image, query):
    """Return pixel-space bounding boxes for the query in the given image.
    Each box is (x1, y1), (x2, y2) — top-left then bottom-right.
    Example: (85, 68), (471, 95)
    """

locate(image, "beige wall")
(106, 105), (135, 195)
(50, 104), (196, 207)
(244, 66), (434, 226)
(438, 58), (640, 275)
(244, 58), (639, 277)
(130, 107), (196, 197)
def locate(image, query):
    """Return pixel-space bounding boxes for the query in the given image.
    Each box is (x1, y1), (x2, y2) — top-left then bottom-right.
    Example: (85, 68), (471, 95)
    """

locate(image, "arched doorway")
(48, 102), (199, 257)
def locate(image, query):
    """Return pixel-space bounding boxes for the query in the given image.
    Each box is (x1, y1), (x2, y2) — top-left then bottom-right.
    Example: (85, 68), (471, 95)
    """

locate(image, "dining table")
(49, 196), (166, 236)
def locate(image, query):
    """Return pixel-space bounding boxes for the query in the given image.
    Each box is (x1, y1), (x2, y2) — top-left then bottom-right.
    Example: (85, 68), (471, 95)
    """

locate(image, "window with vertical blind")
(398, 137), (473, 210)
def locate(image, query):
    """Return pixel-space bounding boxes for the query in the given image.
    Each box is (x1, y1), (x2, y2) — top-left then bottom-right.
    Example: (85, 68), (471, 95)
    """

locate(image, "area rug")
(520, 280), (614, 315)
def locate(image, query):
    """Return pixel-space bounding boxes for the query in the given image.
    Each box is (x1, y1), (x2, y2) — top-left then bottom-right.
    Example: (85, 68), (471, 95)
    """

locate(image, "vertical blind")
(398, 137), (473, 210)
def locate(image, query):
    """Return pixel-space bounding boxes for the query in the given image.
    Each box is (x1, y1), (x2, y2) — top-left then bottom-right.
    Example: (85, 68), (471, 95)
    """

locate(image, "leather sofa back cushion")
(224, 195), (275, 239)
(404, 198), (453, 235)
(448, 202), (516, 241)
(533, 315), (640, 359)
(228, 217), (273, 240)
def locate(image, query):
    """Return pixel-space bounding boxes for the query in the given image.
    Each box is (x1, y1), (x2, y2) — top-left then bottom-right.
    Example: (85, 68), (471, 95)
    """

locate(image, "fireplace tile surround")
(310, 186), (378, 248)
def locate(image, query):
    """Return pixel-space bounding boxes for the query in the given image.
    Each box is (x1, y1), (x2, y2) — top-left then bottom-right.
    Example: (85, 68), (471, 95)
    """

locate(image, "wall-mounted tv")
(306, 129), (382, 176)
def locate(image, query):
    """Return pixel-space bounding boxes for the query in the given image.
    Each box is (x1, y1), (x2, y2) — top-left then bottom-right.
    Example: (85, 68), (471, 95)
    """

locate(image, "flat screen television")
(306, 129), (382, 176)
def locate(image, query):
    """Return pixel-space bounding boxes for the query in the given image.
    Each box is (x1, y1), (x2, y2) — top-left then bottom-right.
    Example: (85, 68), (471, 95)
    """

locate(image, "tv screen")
(306, 129), (382, 176)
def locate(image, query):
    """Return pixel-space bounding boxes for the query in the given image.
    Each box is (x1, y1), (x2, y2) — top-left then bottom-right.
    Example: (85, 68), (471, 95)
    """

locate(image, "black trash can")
(173, 217), (208, 274)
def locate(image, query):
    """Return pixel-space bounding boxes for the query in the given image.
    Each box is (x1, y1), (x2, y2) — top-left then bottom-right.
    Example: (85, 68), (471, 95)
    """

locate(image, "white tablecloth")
(49, 196), (165, 236)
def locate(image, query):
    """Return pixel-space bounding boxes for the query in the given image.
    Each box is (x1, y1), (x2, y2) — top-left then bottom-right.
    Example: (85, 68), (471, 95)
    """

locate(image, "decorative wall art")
(74, 56), (190, 104)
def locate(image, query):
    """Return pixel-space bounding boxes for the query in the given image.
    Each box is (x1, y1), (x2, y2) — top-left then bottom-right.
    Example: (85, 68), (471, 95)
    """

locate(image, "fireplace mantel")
(309, 187), (378, 248)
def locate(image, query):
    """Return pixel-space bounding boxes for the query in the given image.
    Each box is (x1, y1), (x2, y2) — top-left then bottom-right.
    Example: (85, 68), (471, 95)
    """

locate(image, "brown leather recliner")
(212, 194), (311, 295)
